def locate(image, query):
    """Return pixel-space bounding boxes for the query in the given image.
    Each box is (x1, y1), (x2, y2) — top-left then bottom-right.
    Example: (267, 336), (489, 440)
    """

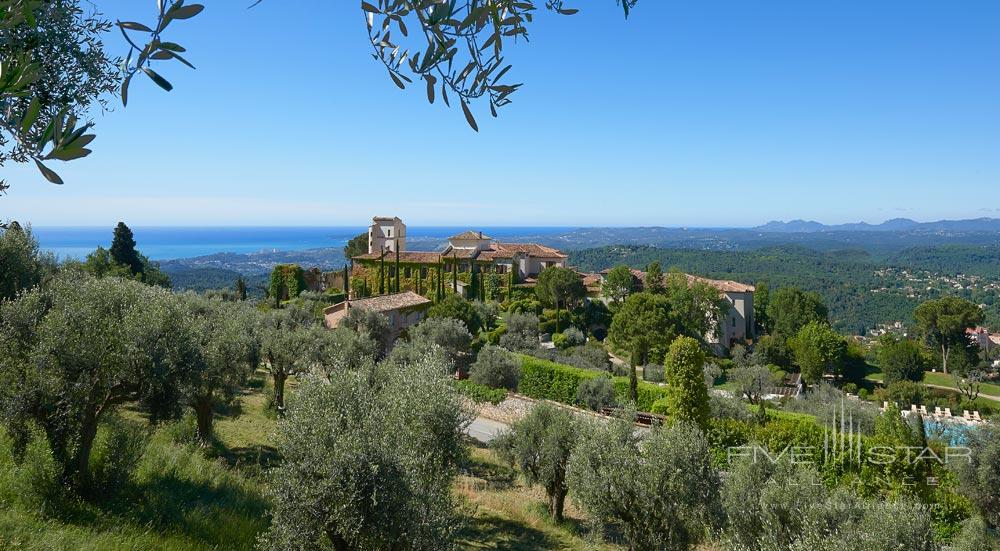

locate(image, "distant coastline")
(31, 226), (579, 261)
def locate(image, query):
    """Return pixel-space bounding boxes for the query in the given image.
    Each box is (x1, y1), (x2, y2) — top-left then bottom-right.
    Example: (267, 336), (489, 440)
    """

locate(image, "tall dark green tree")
(535, 267), (585, 335)
(643, 261), (665, 294)
(664, 336), (711, 429)
(343, 232), (368, 265)
(109, 222), (144, 276)
(378, 250), (386, 295)
(914, 296), (984, 375)
(628, 345), (641, 403)
(235, 276), (248, 301)
(394, 242), (400, 293)
(754, 280), (770, 334)
(766, 287), (829, 339)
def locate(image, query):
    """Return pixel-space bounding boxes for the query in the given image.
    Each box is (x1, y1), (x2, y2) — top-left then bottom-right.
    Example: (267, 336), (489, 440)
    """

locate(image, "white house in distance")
(590, 268), (755, 352)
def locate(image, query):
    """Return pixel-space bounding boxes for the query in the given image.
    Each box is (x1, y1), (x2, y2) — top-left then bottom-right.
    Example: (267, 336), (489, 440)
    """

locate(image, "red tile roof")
(449, 230), (492, 240)
(347, 291), (432, 312)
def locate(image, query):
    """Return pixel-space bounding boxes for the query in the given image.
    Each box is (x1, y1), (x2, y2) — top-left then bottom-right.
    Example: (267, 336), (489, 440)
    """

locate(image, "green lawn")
(866, 371), (1000, 402)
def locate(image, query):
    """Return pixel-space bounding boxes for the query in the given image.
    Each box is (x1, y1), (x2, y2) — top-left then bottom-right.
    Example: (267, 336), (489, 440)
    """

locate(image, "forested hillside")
(570, 245), (1000, 334)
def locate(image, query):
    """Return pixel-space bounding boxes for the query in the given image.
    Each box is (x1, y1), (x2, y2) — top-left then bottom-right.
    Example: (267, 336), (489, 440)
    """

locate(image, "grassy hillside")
(0, 372), (621, 551)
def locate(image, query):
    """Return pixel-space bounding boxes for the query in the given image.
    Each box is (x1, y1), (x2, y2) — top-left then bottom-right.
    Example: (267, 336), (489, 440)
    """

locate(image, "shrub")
(664, 336), (711, 429)
(643, 364), (665, 383)
(561, 327), (585, 348)
(650, 397), (670, 416)
(858, 388), (870, 400)
(953, 425), (1000, 530)
(499, 312), (540, 351)
(519, 355), (600, 404)
(88, 419), (147, 500)
(611, 377), (669, 412)
(567, 343), (610, 372)
(576, 377), (616, 411)
(885, 380), (926, 407)
(519, 355), (667, 411)
(552, 332), (568, 350)
(454, 379), (508, 405)
(843, 382), (858, 395)
(470, 346), (521, 391)
(0, 427), (62, 516)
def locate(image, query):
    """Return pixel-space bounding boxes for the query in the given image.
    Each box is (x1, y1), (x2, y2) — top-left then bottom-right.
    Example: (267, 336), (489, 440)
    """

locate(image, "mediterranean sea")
(32, 226), (578, 261)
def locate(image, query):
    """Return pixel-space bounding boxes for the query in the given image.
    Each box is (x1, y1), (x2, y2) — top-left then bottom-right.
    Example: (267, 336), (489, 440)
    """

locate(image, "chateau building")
(351, 216), (567, 301)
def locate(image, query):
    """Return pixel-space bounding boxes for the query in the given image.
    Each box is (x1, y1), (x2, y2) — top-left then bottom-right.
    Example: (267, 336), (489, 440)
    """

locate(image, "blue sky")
(3, 0), (998, 227)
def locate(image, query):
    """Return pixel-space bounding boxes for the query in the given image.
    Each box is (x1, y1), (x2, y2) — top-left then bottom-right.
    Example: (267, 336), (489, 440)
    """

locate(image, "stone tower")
(368, 216), (407, 254)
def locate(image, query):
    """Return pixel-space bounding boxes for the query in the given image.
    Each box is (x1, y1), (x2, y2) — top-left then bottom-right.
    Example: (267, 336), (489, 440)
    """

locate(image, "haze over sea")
(32, 226), (577, 261)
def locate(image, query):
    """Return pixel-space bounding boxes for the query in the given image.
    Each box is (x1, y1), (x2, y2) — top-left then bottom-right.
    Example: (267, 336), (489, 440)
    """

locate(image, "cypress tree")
(110, 221), (144, 276)
(342, 265), (349, 295)
(452, 252), (458, 294)
(235, 276), (247, 301)
(379, 251), (386, 295)
(508, 267), (514, 302)
(437, 262), (444, 302)
(470, 263), (477, 300)
(394, 241), (400, 293)
(629, 344), (641, 404)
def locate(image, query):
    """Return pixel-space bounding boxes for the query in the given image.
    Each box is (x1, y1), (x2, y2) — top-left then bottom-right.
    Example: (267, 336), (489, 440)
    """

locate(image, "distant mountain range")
(755, 217), (1000, 233)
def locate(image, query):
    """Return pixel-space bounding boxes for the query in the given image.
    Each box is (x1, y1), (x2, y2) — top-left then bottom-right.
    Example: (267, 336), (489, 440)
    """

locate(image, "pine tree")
(110, 221), (144, 275)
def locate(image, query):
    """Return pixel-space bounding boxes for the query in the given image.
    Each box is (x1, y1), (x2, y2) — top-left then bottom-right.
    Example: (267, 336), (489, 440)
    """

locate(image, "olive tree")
(176, 293), (261, 442)
(722, 457), (938, 551)
(499, 312), (540, 351)
(469, 345), (520, 391)
(260, 307), (316, 414)
(953, 425), (1000, 530)
(262, 355), (469, 550)
(0, 221), (52, 300)
(493, 403), (580, 521)
(408, 316), (472, 369)
(567, 415), (722, 550)
(1, 0), (202, 189)
(309, 325), (379, 380)
(0, 273), (194, 489)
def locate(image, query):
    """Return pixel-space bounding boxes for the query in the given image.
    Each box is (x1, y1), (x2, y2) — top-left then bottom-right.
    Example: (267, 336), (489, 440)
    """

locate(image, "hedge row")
(454, 379), (508, 405)
(518, 355), (668, 412)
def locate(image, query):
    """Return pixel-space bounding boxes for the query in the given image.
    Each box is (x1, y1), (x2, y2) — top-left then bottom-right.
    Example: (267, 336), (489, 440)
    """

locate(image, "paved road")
(465, 416), (509, 444)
